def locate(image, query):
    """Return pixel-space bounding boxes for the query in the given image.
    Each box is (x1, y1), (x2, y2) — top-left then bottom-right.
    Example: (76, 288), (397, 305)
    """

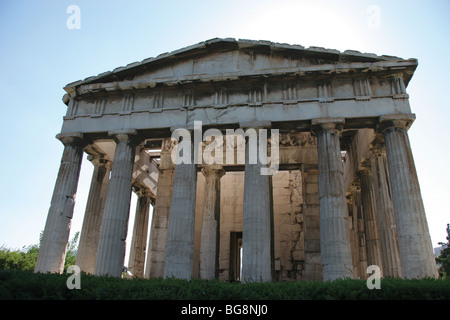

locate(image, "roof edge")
(64, 38), (413, 93)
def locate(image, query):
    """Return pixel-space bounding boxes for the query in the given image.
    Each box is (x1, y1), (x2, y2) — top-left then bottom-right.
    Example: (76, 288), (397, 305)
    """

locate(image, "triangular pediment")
(60, 38), (419, 158)
(64, 38), (414, 97)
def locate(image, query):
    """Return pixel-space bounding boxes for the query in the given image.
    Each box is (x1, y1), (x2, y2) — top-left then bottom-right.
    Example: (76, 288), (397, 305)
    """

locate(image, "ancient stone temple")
(35, 38), (438, 281)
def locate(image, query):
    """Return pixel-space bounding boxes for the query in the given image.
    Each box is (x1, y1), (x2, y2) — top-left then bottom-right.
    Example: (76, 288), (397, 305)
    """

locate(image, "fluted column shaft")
(312, 118), (355, 281)
(145, 139), (175, 278)
(370, 149), (402, 277)
(358, 169), (382, 272)
(76, 155), (111, 274)
(94, 131), (138, 277)
(35, 133), (85, 274)
(163, 137), (197, 279)
(242, 132), (272, 282)
(199, 166), (225, 280)
(128, 187), (152, 278)
(378, 115), (437, 279)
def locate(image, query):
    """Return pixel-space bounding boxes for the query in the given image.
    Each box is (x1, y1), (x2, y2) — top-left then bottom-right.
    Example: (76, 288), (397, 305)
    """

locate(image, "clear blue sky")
(0, 0), (449, 256)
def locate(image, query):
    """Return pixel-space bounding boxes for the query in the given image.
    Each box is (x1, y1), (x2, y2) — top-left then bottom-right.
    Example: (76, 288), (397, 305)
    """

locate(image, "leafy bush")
(0, 270), (449, 300)
(436, 224), (450, 279)
(0, 231), (79, 273)
(0, 245), (39, 271)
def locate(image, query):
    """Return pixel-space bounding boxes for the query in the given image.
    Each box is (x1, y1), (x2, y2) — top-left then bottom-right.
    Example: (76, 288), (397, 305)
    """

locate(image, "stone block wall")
(192, 169), (325, 281)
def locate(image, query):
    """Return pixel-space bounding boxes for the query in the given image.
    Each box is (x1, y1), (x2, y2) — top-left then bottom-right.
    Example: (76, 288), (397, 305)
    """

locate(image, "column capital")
(368, 134), (387, 156)
(201, 165), (225, 179)
(108, 129), (140, 145)
(87, 154), (112, 168)
(133, 185), (152, 199)
(357, 166), (372, 177)
(56, 132), (87, 148)
(376, 113), (415, 134)
(311, 118), (345, 136)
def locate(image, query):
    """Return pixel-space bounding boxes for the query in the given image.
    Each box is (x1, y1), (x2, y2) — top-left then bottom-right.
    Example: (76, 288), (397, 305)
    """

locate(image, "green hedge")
(1, 269), (449, 300)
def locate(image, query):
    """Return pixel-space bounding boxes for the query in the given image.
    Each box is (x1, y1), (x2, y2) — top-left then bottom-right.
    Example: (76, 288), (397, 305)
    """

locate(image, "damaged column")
(369, 143), (402, 278)
(377, 114), (437, 279)
(145, 139), (175, 278)
(358, 168), (382, 272)
(94, 130), (139, 277)
(76, 155), (112, 274)
(163, 130), (198, 280)
(35, 132), (86, 274)
(311, 118), (355, 281)
(199, 166), (225, 280)
(241, 126), (273, 282)
(128, 187), (153, 278)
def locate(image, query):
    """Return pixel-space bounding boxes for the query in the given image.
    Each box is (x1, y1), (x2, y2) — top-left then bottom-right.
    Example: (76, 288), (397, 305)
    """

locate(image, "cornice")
(62, 38), (417, 102)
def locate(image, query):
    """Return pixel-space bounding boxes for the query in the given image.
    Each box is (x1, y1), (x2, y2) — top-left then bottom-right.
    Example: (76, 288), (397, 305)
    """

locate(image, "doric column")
(199, 166), (225, 280)
(302, 167), (323, 281)
(35, 132), (85, 274)
(311, 118), (355, 281)
(163, 134), (198, 279)
(350, 188), (368, 278)
(358, 169), (382, 272)
(377, 114), (437, 279)
(145, 139), (175, 278)
(241, 129), (272, 282)
(76, 155), (112, 274)
(128, 186), (152, 278)
(369, 145), (402, 278)
(94, 130), (139, 277)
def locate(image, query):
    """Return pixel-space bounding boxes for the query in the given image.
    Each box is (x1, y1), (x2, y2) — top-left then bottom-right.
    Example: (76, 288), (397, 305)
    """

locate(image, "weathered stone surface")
(163, 138), (198, 280)
(145, 138), (175, 278)
(241, 136), (272, 282)
(358, 169), (382, 271)
(199, 166), (225, 280)
(370, 149), (402, 278)
(128, 187), (152, 278)
(76, 155), (111, 274)
(94, 132), (139, 277)
(312, 119), (355, 281)
(378, 114), (438, 279)
(35, 133), (85, 274)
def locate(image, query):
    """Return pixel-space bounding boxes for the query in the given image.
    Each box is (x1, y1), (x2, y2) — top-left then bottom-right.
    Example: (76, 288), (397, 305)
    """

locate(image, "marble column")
(94, 131), (139, 277)
(163, 135), (197, 280)
(370, 146), (402, 278)
(358, 169), (382, 272)
(76, 155), (112, 274)
(378, 114), (438, 279)
(145, 139), (175, 278)
(241, 130), (272, 282)
(35, 132), (85, 274)
(301, 167), (323, 281)
(199, 166), (225, 280)
(128, 187), (152, 278)
(311, 118), (355, 281)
